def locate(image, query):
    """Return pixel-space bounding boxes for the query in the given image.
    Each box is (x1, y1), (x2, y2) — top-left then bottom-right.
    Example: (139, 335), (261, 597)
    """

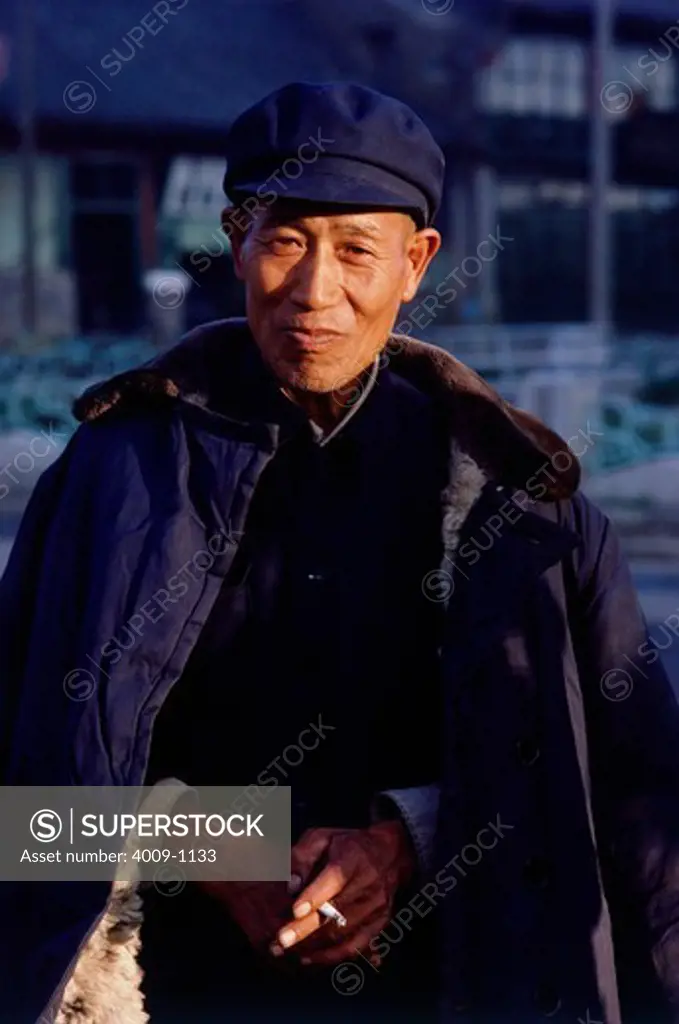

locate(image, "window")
(479, 37), (587, 118)
(496, 177), (679, 328)
(612, 45), (677, 112)
(479, 35), (678, 119)
(70, 161), (137, 202)
(161, 158), (226, 223)
(0, 156), (66, 270)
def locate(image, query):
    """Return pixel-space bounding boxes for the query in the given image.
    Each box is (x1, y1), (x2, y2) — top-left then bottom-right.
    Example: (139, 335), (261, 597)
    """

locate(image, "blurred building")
(2, 0), (679, 336)
(486, 0), (679, 330)
(0, 0), (505, 340)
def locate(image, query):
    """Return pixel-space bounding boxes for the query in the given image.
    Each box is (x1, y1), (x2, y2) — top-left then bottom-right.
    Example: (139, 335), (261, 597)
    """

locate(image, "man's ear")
(402, 228), (441, 304)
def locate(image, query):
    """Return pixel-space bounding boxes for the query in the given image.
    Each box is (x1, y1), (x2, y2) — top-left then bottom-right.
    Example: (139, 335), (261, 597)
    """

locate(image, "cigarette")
(319, 901), (347, 927)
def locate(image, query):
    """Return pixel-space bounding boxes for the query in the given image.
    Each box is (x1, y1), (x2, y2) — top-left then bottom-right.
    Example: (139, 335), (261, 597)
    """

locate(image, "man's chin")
(277, 355), (374, 397)
(279, 371), (336, 395)
(276, 360), (343, 395)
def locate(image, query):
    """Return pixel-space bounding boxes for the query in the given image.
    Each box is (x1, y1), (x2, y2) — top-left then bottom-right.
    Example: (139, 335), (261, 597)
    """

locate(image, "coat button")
(535, 984), (562, 1017)
(306, 572), (325, 581)
(523, 854), (550, 888)
(516, 737), (540, 766)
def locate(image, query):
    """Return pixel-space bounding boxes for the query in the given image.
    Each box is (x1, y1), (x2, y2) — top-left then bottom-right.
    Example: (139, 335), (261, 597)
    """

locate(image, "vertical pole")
(475, 164), (499, 323)
(18, 0), (38, 337)
(590, 0), (614, 341)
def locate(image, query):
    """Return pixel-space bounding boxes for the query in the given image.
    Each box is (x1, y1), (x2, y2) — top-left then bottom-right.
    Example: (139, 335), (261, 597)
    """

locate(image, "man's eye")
(269, 236), (301, 250)
(344, 244), (373, 257)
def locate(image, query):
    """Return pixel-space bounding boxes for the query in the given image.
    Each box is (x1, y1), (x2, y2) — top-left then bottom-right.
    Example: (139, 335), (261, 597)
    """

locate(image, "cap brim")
(225, 156), (429, 226)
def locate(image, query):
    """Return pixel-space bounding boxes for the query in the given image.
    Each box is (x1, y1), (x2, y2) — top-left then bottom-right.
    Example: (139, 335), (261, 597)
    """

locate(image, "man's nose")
(288, 249), (341, 309)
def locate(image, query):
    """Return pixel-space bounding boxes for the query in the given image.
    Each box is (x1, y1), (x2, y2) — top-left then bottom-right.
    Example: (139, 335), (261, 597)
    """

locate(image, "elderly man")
(2, 81), (679, 1024)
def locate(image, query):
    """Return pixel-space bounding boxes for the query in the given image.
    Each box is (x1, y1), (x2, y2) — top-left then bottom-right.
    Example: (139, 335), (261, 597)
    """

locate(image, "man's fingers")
(272, 909), (322, 953)
(292, 861), (346, 919)
(300, 906), (389, 965)
(299, 924), (382, 966)
(287, 887), (385, 956)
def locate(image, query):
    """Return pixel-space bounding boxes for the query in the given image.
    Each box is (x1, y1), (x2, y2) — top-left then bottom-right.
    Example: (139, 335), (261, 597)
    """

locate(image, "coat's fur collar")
(73, 318), (579, 501)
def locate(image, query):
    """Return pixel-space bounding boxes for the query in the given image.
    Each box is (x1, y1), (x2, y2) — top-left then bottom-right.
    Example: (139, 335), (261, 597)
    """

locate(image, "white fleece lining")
(40, 780), (194, 1024)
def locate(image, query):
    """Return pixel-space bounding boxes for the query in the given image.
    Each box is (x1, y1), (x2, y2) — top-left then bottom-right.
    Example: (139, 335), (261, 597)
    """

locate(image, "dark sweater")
(144, 355), (449, 827)
(140, 351), (448, 1020)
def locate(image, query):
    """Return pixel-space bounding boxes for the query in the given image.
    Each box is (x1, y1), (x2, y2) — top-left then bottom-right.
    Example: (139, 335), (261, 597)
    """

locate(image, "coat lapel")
(440, 479), (581, 678)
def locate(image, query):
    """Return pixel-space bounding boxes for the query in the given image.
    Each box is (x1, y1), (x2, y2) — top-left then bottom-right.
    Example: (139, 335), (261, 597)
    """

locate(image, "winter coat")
(1, 318), (678, 1024)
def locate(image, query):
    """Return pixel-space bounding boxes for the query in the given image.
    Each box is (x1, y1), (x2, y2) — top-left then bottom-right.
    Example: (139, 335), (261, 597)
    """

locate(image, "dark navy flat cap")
(222, 81), (445, 228)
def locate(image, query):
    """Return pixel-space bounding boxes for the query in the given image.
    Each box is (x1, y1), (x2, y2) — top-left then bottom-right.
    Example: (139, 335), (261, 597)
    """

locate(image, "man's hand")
(195, 880), (294, 954)
(271, 820), (416, 965)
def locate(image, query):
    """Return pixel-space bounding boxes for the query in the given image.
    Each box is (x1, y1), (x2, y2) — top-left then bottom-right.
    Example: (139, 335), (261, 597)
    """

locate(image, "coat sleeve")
(371, 784), (440, 873)
(0, 443), (78, 779)
(0, 418), (113, 783)
(567, 492), (679, 1013)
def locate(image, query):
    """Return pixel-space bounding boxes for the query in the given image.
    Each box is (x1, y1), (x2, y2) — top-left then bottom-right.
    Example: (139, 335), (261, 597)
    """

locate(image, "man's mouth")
(281, 328), (341, 350)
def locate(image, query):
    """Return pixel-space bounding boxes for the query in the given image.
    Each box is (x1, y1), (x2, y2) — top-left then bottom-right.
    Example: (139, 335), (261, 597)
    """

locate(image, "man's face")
(230, 201), (440, 393)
